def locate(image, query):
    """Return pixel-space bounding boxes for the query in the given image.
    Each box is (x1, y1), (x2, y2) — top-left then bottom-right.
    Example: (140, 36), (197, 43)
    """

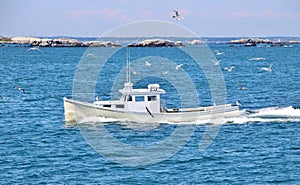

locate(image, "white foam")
(249, 106), (300, 118)
(76, 106), (300, 126)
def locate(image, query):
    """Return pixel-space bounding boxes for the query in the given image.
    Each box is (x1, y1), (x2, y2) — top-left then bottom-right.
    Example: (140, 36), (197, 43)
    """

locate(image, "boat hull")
(64, 97), (240, 123)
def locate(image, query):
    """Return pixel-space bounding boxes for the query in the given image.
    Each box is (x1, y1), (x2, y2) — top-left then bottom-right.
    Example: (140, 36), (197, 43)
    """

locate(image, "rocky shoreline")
(0, 36), (122, 47)
(128, 39), (183, 47)
(228, 38), (300, 46)
(1, 36), (299, 47)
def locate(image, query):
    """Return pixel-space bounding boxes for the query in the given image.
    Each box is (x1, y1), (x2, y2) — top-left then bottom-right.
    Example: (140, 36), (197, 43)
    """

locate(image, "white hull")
(64, 97), (240, 123)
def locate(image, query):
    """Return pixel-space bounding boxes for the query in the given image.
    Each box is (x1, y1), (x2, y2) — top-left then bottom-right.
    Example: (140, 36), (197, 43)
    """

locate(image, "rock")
(82, 41), (122, 47)
(175, 41), (183, 47)
(128, 39), (183, 47)
(0, 37), (12, 42)
(288, 40), (300, 44)
(51, 38), (81, 47)
(11, 36), (41, 44)
(187, 39), (204, 45)
(0, 36), (121, 47)
(30, 38), (52, 47)
(228, 38), (272, 44)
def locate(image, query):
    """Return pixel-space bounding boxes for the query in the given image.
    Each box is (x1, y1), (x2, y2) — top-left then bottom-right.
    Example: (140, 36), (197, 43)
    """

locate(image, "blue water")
(0, 44), (300, 184)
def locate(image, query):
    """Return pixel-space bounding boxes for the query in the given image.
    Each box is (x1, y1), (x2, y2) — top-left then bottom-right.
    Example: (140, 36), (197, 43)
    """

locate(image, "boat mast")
(126, 46), (131, 83)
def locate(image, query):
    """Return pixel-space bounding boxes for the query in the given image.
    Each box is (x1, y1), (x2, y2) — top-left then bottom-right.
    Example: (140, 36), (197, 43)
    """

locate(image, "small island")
(0, 36), (122, 47)
(128, 39), (183, 47)
(227, 37), (300, 47)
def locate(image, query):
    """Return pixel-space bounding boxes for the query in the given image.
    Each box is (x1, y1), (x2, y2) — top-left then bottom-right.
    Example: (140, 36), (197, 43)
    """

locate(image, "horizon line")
(1, 35), (300, 39)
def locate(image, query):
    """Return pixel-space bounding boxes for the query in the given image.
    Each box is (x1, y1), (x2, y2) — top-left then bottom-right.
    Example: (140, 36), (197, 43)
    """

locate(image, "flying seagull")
(15, 85), (25, 93)
(145, 61), (152, 67)
(211, 59), (222, 66)
(214, 50), (225, 56)
(260, 63), (273, 72)
(131, 68), (143, 79)
(224, 66), (235, 72)
(172, 10), (184, 20)
(175, 64), (184, 70)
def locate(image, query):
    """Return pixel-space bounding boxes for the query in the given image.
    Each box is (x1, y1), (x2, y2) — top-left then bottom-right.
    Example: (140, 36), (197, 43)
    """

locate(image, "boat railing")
(163, 104), (236, 113)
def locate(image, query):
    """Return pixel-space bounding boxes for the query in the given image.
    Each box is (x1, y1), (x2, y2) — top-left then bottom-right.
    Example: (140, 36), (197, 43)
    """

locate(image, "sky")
(1, 0), (299, 37)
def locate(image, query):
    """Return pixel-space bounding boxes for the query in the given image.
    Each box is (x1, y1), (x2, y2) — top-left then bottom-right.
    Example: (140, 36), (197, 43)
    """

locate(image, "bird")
(145, 61), (152, 67)
(131, 69), (143, 79)
(214, 50), (225, 56)
(236, 101), (242, 107)
(211, 59), (222, 66)
(131, 69), (141, 76)
(248, 57), (266, 61)
(172, 10), (184, 20)
(260, 63), (273, 72)
(0, 95), (7, 101)
(28, 47), (40, 51)
(224, 66), (235, 72)
(87, 53), (95, 58)
(175, 64), (184, 70)
(15, 85), (25, 93)
(160, 70), (170, 76)
(239, 84), (248, 90)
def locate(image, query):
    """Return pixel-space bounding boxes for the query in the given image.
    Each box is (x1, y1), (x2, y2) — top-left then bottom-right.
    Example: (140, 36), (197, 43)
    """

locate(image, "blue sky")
(1, 0), (299, 37)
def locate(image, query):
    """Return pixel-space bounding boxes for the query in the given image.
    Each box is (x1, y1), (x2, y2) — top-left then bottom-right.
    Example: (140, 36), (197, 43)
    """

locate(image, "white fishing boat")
(64, 83), (239, 123)
(64, 49), (240, 123)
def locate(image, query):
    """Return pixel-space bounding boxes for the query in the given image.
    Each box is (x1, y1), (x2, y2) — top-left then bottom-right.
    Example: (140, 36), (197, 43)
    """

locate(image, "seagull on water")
(145, 61), (152, 67)
(224, 66), (235, 72)
(214, 50), (225, 56)
(248, 57), (266, 61)
(172, 10), (184, 20)
(236, 100), (242, 107)
(15, 85), (25, 93)
(211, 59), (222, 66)
(160, 70), (170, 76)
(239, 84), (248, 90)
(0, 95), (7, 101)
(260, 63), (273, 72)
(28, 47), (40, 51)
(87, 53), (95, 58)
(175, 64), (184, 70)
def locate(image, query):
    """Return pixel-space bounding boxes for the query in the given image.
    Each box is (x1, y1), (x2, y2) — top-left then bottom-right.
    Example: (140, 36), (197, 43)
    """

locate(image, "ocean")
(0, 43), (299, 184)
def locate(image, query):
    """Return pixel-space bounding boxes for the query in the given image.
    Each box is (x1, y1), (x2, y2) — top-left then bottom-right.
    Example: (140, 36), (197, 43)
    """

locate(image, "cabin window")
(135, 96), (144, 102)
(127, 95), (132, 101)
(148, 96), (157, 101)
(116, 104), (124, 108)
(103, 105), (111, 108)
